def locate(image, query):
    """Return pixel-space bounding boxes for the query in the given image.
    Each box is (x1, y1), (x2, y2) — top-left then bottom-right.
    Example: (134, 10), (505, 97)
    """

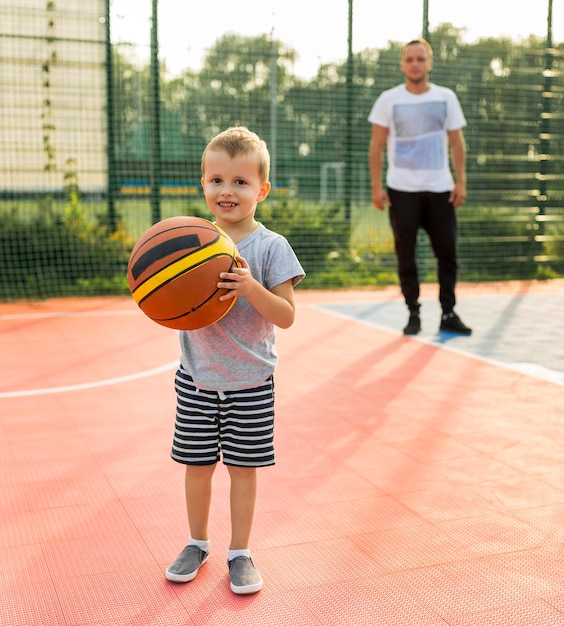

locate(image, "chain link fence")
(0, 0), (563, 298)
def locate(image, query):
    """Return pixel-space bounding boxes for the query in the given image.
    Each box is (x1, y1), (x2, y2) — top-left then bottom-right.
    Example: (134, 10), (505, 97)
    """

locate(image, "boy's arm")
(262, 280), (296, 329)
(217, 257), (296, 329)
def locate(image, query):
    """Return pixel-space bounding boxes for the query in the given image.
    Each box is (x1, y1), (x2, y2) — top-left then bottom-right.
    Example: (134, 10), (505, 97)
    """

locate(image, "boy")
(165, 126), (305, 594)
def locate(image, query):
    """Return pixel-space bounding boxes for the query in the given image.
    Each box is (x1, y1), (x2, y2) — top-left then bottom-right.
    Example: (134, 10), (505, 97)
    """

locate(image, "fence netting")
(0, 0), (563, 299)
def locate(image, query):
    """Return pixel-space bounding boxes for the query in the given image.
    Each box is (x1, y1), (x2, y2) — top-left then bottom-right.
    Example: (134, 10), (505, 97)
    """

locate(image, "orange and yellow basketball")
(127, 216), (240, 330)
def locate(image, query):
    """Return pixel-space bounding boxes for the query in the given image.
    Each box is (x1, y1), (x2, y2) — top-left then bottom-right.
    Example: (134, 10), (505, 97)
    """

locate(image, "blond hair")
(402, 38), (433, 62)
(201, 126), (270, 183)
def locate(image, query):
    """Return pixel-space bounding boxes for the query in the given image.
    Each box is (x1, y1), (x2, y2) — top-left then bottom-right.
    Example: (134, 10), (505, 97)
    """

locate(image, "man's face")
(400, 43), (432, 83)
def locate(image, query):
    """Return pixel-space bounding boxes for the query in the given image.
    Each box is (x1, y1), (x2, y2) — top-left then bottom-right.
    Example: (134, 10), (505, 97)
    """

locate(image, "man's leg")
(424, 193), (471, 334)
(422, 191), (458, 314)
(388, 188), (423, 334)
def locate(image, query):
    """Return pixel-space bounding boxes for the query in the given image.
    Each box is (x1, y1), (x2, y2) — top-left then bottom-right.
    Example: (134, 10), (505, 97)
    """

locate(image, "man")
(368, 39), (471, 336)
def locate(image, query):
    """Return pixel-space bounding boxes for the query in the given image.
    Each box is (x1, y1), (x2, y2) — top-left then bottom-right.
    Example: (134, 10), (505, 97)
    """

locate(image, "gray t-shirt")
(179, 223), (305, 391)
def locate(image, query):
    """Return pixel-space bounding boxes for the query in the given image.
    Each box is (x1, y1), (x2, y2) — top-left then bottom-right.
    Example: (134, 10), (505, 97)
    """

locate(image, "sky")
(111, 0), (562, 78)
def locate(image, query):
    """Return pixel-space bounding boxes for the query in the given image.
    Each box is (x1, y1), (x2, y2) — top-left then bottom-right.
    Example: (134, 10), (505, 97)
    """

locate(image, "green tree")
(193, 34), (297, 139)
(113, 49), (150, 162)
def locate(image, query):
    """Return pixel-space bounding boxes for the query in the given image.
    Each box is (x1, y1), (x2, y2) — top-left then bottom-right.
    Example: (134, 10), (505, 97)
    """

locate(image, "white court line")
(0, 308), (177, 398)
(311, 304), (564, 388)
(0, 360), (179, 399)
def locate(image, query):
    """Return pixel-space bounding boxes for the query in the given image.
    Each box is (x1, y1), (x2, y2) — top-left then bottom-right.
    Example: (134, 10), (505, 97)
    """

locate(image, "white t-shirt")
(179, 223), (305, 392)
(368, 83), (466, 193)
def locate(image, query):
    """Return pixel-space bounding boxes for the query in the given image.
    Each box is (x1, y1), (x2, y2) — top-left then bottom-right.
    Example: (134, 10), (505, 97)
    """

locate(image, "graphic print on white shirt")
(368, 84), (466, 192)
(393, 101), (447, 171)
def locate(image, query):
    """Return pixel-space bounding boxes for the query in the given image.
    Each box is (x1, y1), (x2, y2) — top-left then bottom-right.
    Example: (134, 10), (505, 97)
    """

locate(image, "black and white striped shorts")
(171, 366), (275, 467)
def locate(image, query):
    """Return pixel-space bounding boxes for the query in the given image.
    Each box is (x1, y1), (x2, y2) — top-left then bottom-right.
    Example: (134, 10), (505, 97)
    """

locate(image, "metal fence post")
(537, 0), (553, 257)
(422, 0), (429, 41)
(105, 0), (118, 232)
(344, 0), (354, 243)
(149, 0), (162, 224)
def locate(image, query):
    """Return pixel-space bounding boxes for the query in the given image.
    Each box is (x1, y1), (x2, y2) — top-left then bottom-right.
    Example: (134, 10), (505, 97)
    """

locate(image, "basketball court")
(1, 280), (564, 625)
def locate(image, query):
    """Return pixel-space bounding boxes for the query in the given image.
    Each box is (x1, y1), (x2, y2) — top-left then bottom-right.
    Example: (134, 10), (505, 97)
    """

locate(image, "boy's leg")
(227, 466), (257, 550)
(227, 465), (263, 594)
(186, 464), (216, 541)
(166, 464), (216, 583)
(218, 377), (274, 594)
(168, 368), (222, 583)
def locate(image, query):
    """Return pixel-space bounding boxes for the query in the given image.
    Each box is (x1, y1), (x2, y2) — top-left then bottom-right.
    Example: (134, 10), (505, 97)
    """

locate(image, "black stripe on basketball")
(155, 257), (237, 321)
(137, 249), (233, 306)
(131, 233), (202, 280)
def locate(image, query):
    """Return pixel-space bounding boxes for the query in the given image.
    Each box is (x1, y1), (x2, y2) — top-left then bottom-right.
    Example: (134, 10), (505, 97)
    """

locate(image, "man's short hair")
(402, 38), (433, 62)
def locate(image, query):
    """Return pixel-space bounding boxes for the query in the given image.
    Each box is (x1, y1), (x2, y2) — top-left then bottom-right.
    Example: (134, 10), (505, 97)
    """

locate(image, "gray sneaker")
(228, 556), (263, 595)
(166, 545), (209, 583)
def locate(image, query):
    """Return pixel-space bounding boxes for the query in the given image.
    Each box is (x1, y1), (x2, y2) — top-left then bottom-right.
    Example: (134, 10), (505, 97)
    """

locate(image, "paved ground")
(1, 281), (564, 625)
(314, 282), (564, 386)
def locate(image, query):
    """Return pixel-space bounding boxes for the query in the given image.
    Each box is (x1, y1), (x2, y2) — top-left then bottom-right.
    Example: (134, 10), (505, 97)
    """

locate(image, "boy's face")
(201, 149), (270, 229)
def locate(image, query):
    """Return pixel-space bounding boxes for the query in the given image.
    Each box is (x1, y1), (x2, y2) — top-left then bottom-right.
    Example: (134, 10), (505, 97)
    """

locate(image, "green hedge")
(0, 197), (131, 300)
(1, 197), (562, 301)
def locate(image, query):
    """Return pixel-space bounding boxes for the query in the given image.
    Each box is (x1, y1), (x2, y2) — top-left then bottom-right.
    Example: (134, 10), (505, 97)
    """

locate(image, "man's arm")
(448, 128), (467, 208)
(369, 124), (390, 210)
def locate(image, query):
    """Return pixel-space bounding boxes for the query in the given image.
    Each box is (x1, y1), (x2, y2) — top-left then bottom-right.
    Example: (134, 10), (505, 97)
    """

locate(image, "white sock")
(189, 537), (210, 553)
(227, 548), (251, 562)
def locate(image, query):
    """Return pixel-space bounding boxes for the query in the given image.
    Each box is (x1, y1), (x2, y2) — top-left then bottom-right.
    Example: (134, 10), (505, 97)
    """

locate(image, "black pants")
(387, 188), (458, 314)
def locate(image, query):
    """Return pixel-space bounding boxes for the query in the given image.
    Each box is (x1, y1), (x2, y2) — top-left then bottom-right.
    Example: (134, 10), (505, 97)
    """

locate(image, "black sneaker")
(403, 312), (421, 335)
(440, 312), (472, 335)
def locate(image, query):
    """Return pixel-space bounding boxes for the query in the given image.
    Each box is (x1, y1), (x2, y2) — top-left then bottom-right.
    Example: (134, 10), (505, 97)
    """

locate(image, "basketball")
(127, 216), (240, 330)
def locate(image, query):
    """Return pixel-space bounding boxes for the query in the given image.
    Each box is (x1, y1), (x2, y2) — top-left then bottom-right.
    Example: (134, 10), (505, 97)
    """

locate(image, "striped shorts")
(171, 366), (275, 467)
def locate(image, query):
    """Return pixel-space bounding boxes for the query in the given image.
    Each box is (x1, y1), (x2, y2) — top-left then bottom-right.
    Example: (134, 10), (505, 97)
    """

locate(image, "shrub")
(257, 197), (398, 287)
(0, 197), (131, 300)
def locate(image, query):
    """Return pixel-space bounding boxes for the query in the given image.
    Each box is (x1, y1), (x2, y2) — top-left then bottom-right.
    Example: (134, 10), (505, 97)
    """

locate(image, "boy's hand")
(217, 256), (255, 300)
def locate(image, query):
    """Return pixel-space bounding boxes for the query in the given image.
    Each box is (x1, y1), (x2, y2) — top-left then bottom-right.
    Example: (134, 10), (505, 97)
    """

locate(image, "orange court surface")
(1, 280), (564, 625)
